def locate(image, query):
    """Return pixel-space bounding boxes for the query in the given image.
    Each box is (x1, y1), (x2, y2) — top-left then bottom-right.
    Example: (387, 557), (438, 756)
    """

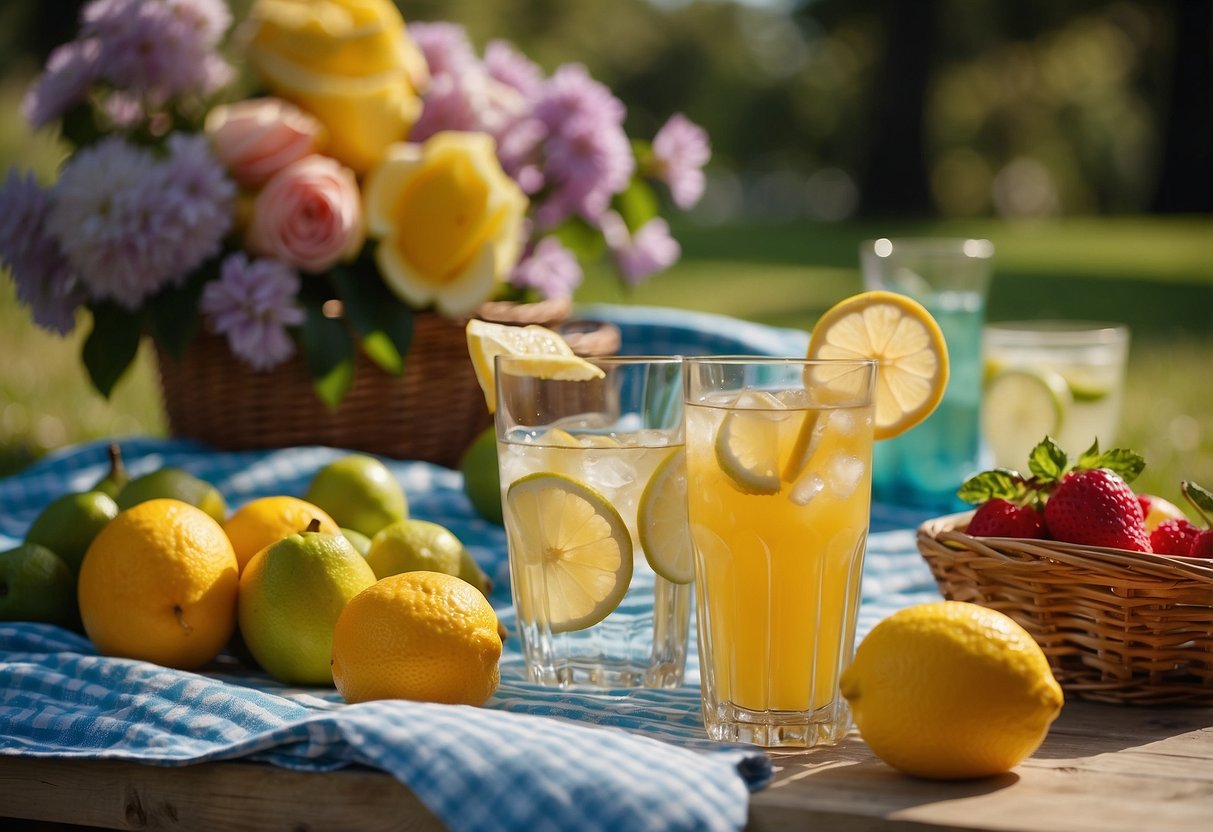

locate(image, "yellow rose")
(364, 132), (528, 317)
(245, 0), (429, 174)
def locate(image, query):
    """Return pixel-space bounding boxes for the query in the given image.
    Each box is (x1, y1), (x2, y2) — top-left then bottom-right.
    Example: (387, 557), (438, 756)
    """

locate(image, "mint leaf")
(1027, 437), (1068, 483)
(1090, 448), (1146, 483)
(1182, 481), (1213, 526)
(957, 469), (1024, 504)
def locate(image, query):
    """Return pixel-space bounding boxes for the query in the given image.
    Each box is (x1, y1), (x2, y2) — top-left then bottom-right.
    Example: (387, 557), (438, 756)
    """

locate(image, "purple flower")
(0, 170), (84, 334)
(47, 134), (233, 309)
(509, 236), (583, 300)
(600, 213), (680, 286)
(200, 253), (304, 371)
(21, 39), (102, 129)
(81, 0), (233, 103)
(410, 22), (479, 79)
(652, 114), (710, 209)
(484, 40), (545, 101)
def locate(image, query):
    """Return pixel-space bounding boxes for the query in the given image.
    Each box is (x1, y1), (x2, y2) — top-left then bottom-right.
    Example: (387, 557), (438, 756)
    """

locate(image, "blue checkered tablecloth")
(0, 306), (944, 832)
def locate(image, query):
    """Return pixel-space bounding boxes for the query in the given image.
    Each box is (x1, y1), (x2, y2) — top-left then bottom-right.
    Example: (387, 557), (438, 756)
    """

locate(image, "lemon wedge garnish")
(637, 448), (694, 584)
(466, 320), (604, 412)
(807, 290), (949, 440)
(504, 472), (633, 633)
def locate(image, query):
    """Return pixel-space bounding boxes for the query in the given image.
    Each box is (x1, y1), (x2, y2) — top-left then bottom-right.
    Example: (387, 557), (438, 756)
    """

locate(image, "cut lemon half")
(637, 448), (694, 584)
(714, 391), (785, 495)
(505, 473), (633, 633)
(466, 320), (604, 412)
(981, 367), (1071, 467)
(807, 290), (949, 440)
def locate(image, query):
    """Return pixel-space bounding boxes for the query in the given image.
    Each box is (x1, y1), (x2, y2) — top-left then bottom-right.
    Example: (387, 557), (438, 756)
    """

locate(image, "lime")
(505, 472), (633, 633)
(0, 543), (78, 628)
(457, 547), (493, 597)
(366, 519), (464, 579)
(305, 455), (409, 538)
(25, 490), (119, 575)
(637, 449), (694, 584)
(714, 392), (785, 495)
(116, 467), (227, 524)
(460, 427), (503, 524)
(341, 527), (372, 557)
(238, 526), (377, 685)
(1060, 367), (1113, 403)
(981, 368), (1072, 467)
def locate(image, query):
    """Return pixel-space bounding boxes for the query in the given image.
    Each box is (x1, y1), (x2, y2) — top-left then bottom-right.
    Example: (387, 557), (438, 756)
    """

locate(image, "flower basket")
(156, 298), (620, 468)
(917, 512), (1213, 706)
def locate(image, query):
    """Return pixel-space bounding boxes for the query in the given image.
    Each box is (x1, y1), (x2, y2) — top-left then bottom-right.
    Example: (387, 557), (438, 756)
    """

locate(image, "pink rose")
(205, 98), (324, 189)
(246, 155), (365, 273)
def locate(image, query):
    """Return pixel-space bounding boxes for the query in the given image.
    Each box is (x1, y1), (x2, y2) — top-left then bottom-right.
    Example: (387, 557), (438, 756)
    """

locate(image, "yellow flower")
(364, 132), (528, 317)
(245, 0), (429, 174)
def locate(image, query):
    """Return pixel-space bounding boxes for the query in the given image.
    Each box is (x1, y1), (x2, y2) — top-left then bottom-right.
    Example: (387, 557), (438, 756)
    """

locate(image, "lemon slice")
(466, 320), (604, 412)
(981, 368), (1071, 467)
(1059, 367), (1112, 403)
(714, 391), (784, 495)
(505, 472), (633, 633)
(807, 290), (949, 440)
(637, 448), (694, 584)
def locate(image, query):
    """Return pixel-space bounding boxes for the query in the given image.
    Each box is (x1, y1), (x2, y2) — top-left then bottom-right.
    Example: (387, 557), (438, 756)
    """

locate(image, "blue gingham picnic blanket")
(0, 306), (944, 832)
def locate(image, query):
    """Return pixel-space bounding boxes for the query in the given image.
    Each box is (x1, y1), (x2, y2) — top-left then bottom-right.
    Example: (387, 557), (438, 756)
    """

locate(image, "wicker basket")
(918, 512), (1213, 706)
(156, 298), (621, 468)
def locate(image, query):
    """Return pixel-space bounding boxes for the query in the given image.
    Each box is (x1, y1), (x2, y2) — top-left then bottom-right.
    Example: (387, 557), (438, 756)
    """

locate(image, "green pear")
(116, 467), (227, 523)
(0, 543), (78, 628)
(25, 490), (119, 575)
(90, 443), (128, 498)
(305, 455), (408, 537)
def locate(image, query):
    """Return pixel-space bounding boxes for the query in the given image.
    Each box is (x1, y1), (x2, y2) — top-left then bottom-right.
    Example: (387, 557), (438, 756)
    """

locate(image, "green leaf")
(613, 177), (660, 232)
(1026, 436), (1069, 483)
(146, 266), (212, 359)
(1181, 481), (1213, 526)
(957, 469), (1025, 504)
(332, 266), (414, 375)
(1089, 448), (1146, 483)
(59, 101), (99, 148)
(301, 300), (355, 409)
(552, 217), (606, 260)
(81, 304), (144, 398)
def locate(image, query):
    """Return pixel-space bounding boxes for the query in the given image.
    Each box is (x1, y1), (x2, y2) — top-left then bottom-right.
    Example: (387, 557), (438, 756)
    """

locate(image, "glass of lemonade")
(860, 238), (993, 511)
(495, 355), (692, 689)
(684, 357), (878, 747)
(982, 321), (1130, 467)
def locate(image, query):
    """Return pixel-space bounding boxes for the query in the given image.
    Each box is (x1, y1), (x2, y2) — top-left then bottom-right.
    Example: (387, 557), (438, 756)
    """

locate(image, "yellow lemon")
(807, 290), (949, 440)
(238, 524), (377, 685)
(841, 601), (1063, 780)
(465, 319), (604, 413)
(78, 499), (239, 670)
(331, 571), (502, 705)
(223, 495), (341, 573)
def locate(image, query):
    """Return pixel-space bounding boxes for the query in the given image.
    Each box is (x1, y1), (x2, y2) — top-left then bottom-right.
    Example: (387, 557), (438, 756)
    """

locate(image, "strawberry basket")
(918, 512), (1213, 706)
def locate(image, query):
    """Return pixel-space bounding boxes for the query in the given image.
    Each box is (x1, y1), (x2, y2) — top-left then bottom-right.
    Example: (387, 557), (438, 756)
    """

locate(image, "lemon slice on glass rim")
(807, 290), (949, 440)
(466, 319), (604, 412)
(637, 448), (694, 584)
(505, 472), (633, 633)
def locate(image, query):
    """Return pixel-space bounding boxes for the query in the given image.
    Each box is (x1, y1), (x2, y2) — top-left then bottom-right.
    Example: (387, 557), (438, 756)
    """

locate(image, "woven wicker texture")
(156, 299), (621, 468)
(918, 513), (1213, 706)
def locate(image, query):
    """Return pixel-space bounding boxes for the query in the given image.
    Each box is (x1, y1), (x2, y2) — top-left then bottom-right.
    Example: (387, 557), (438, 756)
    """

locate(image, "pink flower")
(652, 114), (710, 209)
(205, 98), (324, 189)
(600, 212), (680, 286)
(246, 155), (364, 273)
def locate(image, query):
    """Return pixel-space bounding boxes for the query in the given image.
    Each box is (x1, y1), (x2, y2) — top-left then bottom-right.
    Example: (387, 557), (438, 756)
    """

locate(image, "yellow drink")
(685, 360), (876, 747)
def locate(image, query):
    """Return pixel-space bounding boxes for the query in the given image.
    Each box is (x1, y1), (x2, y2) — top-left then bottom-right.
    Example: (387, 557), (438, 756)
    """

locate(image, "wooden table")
(2, 700), (1210, 831)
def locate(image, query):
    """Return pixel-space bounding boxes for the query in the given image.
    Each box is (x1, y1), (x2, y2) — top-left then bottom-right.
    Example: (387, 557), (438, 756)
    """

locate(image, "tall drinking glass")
(495, 355), (692, 688)
(684, 357), (877, 747)
(861, 237), (993, 511)
(982, 321), (1130, 466)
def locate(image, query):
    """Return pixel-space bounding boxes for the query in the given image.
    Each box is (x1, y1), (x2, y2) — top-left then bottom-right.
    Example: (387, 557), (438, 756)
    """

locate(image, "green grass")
(1, 213), (1210, 509)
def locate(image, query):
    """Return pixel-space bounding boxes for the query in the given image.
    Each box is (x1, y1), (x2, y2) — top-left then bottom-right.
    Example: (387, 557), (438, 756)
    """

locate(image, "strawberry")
(1043, 468), (1151, 552)
(966, 499), (1045, 538)
(1191, 530), (1213, 559)
(1149, 518), (1201, 556)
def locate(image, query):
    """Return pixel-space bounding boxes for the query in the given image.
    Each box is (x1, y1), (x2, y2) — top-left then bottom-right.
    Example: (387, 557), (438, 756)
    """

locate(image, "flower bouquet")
(0, 0), (709, 465)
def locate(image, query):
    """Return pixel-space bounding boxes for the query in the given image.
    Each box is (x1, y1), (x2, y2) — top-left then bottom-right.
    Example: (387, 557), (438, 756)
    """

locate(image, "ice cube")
(828, 409), (855, 434)
(789, 472), (825, 506)
(826, 454), (865, 498)
(586, 452), (632, 490)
